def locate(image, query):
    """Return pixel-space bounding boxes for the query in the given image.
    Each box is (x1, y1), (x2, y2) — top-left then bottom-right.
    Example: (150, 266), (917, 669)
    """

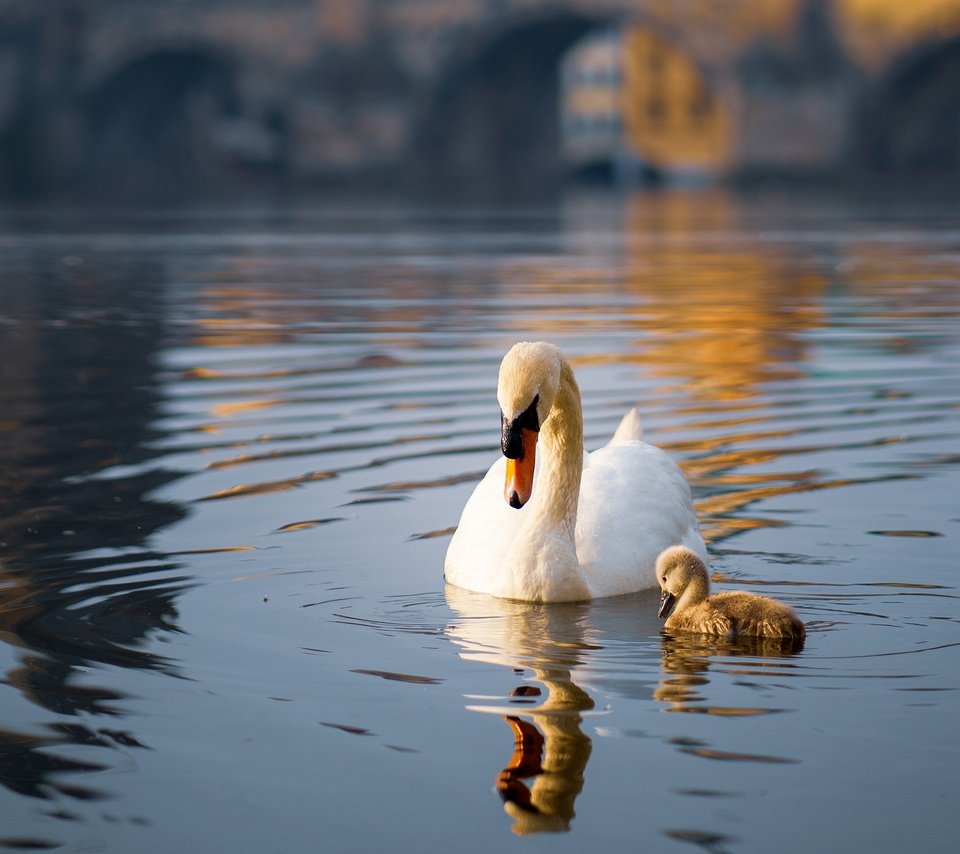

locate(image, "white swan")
(444, 342), (705, 602)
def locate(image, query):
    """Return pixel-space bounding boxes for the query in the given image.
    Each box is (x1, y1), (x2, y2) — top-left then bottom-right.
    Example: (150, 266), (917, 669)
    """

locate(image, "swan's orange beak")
(504, 428), (537, 509)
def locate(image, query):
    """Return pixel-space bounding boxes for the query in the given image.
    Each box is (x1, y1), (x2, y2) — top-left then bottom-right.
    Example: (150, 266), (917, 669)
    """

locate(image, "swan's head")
(497, 342), (563, 509)
(656, 546), (710, 619)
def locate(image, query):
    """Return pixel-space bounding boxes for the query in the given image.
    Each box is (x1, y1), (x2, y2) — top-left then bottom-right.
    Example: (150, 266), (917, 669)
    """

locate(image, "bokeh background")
(2, 0), (960, 200)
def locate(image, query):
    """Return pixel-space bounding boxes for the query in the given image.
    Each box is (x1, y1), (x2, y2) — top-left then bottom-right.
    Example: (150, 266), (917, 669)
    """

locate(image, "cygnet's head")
(656, 546), (710, 619)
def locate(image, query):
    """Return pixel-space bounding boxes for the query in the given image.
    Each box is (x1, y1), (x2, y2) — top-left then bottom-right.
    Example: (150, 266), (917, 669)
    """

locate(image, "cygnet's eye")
(661, 576), (667, 584)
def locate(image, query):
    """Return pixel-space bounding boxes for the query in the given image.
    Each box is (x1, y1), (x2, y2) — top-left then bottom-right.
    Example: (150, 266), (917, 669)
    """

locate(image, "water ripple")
(2, 198), (959, 849)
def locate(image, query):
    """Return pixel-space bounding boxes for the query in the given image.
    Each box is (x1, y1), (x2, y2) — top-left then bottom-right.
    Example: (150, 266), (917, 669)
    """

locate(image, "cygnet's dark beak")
(658, 591), (676, 620)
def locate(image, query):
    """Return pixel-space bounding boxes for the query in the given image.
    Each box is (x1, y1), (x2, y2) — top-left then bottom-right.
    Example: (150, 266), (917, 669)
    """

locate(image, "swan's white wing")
(608, 407), (643, 445)
(576, 441), (705, 596)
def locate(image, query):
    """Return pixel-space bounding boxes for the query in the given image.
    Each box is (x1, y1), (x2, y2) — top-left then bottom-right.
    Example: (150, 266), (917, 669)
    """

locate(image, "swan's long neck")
(531, 359), (583, 535)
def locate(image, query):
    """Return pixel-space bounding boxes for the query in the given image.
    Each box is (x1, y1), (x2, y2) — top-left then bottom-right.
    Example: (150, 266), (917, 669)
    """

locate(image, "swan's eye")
(661, 576), (667, 584)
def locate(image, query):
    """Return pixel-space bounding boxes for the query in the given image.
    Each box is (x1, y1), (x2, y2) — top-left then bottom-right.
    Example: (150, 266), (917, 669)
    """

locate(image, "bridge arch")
(81, 43), (244, 195)
(857, 36), (960, 174)
(413, 10), (601, 193)
(411, 8), (730, 192)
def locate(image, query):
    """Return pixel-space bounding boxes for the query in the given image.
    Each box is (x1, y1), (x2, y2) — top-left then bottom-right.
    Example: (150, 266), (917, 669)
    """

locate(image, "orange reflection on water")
(619, 193), (827, 401)
(495, 192), (827, 402)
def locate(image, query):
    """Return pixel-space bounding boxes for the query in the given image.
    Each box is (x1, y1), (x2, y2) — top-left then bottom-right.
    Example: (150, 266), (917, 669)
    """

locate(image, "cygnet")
(656, 546), (805, 641)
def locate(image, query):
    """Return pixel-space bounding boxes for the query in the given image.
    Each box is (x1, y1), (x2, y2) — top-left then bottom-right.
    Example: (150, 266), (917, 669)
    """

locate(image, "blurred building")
(560, 29), (627, 182)
(560, 26), (731, 184)
(1, 0), (960, 197)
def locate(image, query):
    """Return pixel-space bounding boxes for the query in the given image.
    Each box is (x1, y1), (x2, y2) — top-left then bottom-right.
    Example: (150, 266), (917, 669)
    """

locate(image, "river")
(0, 190), (958, 852)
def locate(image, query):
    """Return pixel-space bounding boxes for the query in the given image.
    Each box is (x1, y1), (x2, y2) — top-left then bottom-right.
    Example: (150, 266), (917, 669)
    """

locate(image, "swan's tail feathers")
(608, 407), (644, 445)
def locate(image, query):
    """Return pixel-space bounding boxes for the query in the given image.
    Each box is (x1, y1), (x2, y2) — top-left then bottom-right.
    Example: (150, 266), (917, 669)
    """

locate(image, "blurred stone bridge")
(2, 0), (960, 195)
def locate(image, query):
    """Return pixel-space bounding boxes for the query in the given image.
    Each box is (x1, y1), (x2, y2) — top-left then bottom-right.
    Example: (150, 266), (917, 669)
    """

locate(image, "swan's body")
(656, 546), (805, 641)
(444, 342), (705, 602)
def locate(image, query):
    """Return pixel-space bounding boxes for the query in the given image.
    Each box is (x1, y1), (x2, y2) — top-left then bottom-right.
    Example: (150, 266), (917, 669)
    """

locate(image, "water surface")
(0, 192), (958, 852)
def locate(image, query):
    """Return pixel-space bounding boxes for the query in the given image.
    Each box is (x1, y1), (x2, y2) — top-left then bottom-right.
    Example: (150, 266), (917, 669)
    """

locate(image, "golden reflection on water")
(444, 587), (595, 835)
(545, 191), (829, 399)
(623, 207), (825, 402)
(190, 283), (292, 349)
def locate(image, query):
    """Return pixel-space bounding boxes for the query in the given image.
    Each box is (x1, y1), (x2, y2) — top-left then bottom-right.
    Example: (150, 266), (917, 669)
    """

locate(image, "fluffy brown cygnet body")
(656, 546), (805, 641)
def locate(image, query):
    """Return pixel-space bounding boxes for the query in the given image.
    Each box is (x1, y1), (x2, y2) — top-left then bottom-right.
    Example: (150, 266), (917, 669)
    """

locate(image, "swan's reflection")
(444, 586), (609, 835)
